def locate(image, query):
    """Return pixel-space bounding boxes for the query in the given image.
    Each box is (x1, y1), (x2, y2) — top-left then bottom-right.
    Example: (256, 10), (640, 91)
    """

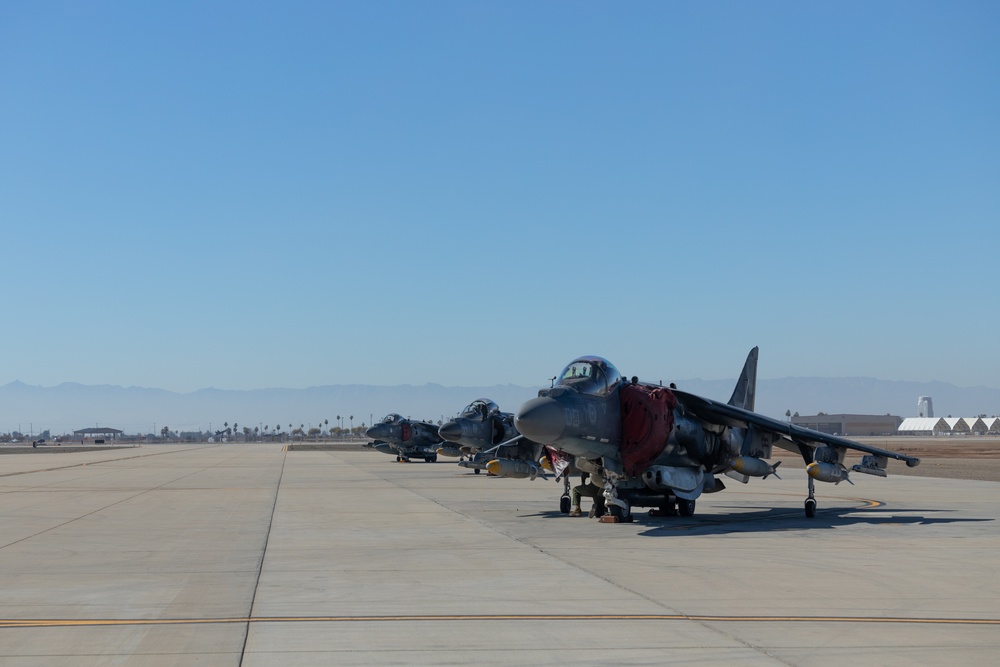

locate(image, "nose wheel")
(600, 480), (633, 523)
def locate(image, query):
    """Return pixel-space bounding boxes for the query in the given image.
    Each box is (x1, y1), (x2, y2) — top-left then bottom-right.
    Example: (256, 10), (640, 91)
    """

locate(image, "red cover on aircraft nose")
(401, 423), (412, 442)
(620, 384), (676, 478)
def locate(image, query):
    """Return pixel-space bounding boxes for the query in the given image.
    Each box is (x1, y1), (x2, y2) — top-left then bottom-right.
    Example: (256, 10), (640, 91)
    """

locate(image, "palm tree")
(349, 415), (354, 435)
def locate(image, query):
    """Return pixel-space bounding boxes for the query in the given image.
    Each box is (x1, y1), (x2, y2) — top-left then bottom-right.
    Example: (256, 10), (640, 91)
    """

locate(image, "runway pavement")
(1, 443), (998, 665)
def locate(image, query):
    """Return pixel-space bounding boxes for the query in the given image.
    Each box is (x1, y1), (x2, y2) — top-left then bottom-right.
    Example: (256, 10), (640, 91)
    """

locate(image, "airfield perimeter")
(1, 441), (998, 666)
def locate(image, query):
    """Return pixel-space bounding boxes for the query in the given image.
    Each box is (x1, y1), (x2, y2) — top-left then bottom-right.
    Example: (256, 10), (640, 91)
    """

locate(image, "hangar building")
(791, 414), (902, 437)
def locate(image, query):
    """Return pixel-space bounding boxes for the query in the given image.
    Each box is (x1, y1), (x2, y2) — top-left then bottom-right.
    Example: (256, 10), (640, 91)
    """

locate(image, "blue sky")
(2, 1), (998, 392)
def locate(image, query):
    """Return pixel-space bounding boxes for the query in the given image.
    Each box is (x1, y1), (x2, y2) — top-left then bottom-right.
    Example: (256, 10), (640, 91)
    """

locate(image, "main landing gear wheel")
(474, 468), (481, 475)
(559, 495), (571, 514)
(678, 498), (696, 517)
(649, 497), (677, 518)
(804, 498), (817, 518)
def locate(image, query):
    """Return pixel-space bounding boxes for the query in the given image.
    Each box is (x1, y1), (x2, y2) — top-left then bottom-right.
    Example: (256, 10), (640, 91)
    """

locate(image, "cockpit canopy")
(382, 413), (404, 424)
(460, 399), (498, 420)
(556, 356), (623, 396)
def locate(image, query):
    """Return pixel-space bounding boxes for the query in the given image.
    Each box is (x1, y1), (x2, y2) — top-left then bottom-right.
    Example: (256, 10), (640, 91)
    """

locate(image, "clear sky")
(2, 1), (998, 392)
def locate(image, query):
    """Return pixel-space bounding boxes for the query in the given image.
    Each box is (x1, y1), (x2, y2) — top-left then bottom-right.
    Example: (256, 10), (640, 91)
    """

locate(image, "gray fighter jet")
(364, 413), (452, 463)
(513, 348), (920, 521)
(438, 398), (550, 477)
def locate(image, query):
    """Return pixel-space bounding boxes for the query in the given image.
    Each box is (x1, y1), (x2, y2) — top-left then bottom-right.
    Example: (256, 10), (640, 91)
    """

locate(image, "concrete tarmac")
(1, 443), (998, 665)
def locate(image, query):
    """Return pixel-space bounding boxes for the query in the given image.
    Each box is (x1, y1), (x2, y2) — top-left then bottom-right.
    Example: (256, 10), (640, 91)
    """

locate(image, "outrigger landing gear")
(559, 476), (572, 514)
(804, 476), (817, 518)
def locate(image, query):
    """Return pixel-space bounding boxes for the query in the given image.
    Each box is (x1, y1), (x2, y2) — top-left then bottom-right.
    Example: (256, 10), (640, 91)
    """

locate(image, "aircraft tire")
(805, 498), (817, 518)
(474, 468), (481, 475)
(678, 498), (696, 517)
(559, 495), (571, 514)
(608, 503), (632, 522)
(429, 454), (438, 463)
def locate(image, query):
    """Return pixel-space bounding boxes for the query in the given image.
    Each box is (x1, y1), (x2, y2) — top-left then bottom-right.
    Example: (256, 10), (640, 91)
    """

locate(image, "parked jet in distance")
(514, 348), (920, 521)
(438, 398), (549, 477)
(364, 414), (454, 463)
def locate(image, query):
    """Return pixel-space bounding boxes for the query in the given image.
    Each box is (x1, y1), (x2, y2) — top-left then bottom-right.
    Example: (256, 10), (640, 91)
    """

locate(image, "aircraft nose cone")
(365, 424), (386, 440)
(515, 397), (565, 445)
(438, 421), (463, 442)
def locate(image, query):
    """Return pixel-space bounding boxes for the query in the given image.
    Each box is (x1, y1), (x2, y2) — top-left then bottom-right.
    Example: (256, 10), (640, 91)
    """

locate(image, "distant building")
(791, 414), (902, 436)
(897, 417), (949, 435)
(73, 427), (124, 442)
(944, 417), (971, 434)
(917, 396), (934, 418)
(897, 417), (998, 435)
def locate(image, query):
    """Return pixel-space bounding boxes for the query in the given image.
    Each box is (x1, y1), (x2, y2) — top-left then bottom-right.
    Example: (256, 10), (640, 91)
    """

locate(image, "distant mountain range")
(2, 377), (998, 436)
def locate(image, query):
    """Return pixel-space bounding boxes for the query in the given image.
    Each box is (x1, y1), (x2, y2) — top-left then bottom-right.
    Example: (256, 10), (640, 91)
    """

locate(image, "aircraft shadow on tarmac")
(519, 505), (992, 536)
(634, 504), (993, 536)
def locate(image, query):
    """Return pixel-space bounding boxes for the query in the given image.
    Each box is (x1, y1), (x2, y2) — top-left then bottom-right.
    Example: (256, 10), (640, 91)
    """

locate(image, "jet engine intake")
(672, 415), (707, 457)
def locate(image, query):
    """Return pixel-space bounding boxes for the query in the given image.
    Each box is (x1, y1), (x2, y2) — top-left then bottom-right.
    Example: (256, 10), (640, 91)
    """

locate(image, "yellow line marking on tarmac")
(4, 614), (1000, 629)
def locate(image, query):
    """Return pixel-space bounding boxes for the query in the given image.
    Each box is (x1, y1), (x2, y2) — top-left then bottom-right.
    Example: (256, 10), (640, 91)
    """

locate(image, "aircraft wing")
(670, 388), (920, 468)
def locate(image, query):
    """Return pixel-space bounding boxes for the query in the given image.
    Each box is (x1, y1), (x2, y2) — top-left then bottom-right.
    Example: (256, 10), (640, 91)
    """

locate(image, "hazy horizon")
(4, 370), (1000, 393)
(5, 374), (999, 436)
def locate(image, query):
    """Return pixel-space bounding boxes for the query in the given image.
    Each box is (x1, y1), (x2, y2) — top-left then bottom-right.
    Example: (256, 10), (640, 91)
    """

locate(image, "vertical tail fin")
(727, 347), (758, 411)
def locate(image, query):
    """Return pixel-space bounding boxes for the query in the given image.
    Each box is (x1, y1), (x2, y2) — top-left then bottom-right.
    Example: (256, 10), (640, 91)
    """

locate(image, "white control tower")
(917, 396), (934, 418)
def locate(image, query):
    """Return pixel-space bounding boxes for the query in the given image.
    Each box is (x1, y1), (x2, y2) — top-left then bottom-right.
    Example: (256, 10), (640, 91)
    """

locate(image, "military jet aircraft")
(513, 348), (920, 521)
(438, 398), (550, 478)
(364, 413), (451, 463)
